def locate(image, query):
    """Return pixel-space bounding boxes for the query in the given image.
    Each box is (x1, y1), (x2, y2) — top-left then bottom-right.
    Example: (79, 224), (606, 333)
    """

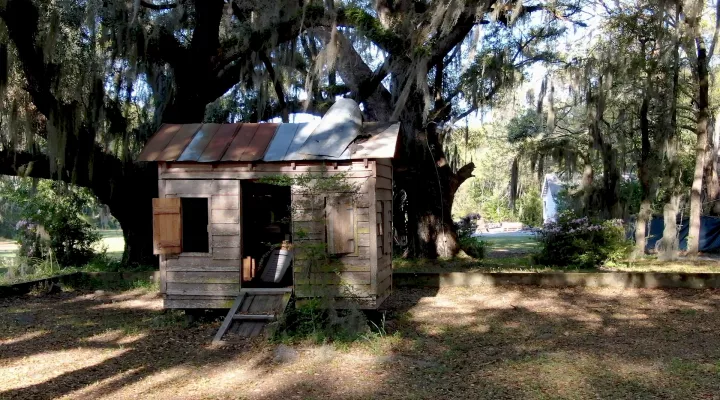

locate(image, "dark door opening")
(241, 181), (292, 287)
(181, 197), (209, 253)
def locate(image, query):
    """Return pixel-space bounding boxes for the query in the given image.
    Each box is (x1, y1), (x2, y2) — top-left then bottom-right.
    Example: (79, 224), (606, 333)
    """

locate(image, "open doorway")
(241, 181), (293, 287)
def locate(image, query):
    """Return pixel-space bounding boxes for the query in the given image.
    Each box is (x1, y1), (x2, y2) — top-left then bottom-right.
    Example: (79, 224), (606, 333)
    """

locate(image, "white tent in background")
(541, 174), (563, 223)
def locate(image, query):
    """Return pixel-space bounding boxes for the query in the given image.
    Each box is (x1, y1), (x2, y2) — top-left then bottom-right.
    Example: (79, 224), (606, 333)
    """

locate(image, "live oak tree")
(0, 0), (584, 263)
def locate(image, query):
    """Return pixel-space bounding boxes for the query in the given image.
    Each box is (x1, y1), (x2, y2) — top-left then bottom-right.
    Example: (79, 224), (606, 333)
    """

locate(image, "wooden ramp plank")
(212, 290), (247, 345)
(239, 294), (256, 313)
(247, 295), (272, 314)
(237, 321), (254, 336)
(248, 322), (265, 337)
(233, 314), (275, 321)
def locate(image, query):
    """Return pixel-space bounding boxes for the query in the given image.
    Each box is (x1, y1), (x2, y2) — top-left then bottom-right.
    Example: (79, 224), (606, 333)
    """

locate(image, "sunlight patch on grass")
(0, 348), (130, 392)
(94, 230), (125, 260)
(0, 330), (48, 346)
(81, 329), (148, 345)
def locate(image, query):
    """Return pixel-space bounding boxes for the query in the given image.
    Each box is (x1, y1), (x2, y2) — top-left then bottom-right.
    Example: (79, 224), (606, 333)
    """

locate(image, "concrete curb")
(4, 271), (720, 298)
(393, 271), (720, 289)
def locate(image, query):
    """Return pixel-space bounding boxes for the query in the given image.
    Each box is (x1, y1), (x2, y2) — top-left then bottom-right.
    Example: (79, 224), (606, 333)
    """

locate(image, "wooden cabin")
(138, 99), (397, 311)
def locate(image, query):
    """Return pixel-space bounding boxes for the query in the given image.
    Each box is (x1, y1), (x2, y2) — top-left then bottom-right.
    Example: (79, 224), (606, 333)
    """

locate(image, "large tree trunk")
(333, 31), (475, 259)
(634, 77), (652, 258)
(659, 9), (682, 261)
(587, 80), (621, 218)
(393, 121), (474, 259)
(703, 115), (720, 215)
(688, 36), (710, 256)
(108, 165), (158, 266)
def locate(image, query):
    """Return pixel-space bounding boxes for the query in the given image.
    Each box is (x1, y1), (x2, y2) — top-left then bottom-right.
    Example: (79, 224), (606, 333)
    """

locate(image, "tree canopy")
(1, 0), (719, 263)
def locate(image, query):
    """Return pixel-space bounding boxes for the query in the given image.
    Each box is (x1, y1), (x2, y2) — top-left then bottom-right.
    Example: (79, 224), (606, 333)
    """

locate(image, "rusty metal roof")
(137, 100), (400, 163)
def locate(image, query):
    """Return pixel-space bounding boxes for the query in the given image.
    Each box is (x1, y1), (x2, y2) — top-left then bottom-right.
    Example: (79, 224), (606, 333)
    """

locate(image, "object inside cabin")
(241, 181), (293, 287)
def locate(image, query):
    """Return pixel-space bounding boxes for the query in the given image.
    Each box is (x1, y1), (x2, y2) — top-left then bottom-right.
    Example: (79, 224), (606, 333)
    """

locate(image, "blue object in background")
(645, 216), (720, 252)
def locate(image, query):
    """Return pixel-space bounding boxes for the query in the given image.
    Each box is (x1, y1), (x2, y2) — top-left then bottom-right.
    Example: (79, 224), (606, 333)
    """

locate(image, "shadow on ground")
(1, 284), (720, 399)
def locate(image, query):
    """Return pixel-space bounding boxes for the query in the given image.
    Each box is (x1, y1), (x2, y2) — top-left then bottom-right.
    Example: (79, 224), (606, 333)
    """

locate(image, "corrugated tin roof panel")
(198, 123), (241, 162)
(296, 99), (362, 158)
(350, 122), (400, 159)
(238, 123), (278, 161)
(137, 100), (401, 163)
(221, 123), (260, 161)
(137, 124), (182, 162)
(262, 123), (302, 162)
(177, 123), (222, 162)
(282, 121), (320, 161)
(156, 123), (201, 161)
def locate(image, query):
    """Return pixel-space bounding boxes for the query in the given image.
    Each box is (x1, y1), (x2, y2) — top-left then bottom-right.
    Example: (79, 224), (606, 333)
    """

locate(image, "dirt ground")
(1, 286), (720, 400)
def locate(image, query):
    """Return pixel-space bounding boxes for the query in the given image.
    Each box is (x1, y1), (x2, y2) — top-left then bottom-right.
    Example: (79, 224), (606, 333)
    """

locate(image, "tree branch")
(332, 30), (393, 120)
(353, 55), (392, 103)
(450, 162), (476, 196)
(259, 51), (289, 123)
(708, 0), (720, 58)
(140, 1), (177, 10)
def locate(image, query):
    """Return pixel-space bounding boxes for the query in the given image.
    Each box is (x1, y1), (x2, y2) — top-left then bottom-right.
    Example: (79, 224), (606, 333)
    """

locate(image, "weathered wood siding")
(158, 160), (391, 309)
(375, 158), (393, 305)
(291, 160), (380, 307)
(158, 163), (242, 309)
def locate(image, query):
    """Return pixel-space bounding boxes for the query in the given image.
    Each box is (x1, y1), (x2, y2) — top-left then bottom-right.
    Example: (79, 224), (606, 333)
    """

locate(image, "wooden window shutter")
(326, 195), (356, 254)
(152, 198), (182, 255)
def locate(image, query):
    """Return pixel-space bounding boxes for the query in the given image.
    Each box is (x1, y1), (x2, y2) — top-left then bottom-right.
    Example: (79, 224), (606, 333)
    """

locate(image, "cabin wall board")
(159, 161), (373, 180)
(375, 159), (393, 303)
(369, 163), (378, 294)
(158, 169), (168, 294)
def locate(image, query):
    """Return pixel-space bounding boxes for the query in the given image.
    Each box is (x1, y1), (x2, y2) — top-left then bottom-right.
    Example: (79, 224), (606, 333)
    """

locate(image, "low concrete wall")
(82, 271), (161, 285)
(393, 271), (720, 289)
(0, 271), (160, 297)
(4, 271), (720, 298)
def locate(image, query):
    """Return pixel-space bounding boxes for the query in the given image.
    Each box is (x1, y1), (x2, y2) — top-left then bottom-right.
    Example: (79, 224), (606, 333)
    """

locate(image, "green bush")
(273, 298), (374, 344)
(517, 187), (543, 227)
(1, 178), (99, 268)
(454, 214), (486, 259)
(459, 236), (487, 259)
(535, 211), (631, 269)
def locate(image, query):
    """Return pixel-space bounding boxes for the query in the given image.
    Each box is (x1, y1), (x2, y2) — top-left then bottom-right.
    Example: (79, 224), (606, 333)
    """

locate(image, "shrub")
(459, 236), (487, 259)
(455, 213), (481, 237)
(273, 298), (372, 344)
(454, 214), (486, 259)
(1, 179), (99, 268)
(535, 211), (631, 269)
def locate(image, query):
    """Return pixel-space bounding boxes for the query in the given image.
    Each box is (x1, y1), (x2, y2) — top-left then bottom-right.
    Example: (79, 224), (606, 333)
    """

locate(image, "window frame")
(168, 194), (211, 255)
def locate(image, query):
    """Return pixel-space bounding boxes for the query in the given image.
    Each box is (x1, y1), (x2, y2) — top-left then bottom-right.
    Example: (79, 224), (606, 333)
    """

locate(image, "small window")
(181, 198), (209, 253)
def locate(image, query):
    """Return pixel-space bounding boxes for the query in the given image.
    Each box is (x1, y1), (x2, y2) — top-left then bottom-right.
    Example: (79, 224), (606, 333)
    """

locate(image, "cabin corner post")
(369, 160), (379, 296)
(158, 163), (168, 294)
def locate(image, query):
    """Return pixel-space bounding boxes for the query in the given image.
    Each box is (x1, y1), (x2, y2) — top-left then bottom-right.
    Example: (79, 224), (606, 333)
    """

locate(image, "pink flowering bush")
(535, 211), (631, 269)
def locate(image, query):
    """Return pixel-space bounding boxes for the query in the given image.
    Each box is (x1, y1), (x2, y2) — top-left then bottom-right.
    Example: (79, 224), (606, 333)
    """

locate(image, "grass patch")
(273, 298), (391, 348)
(94, 230), (125, 260)
(0, 238), (18, 259)
(61, 275), (159, 292)
(479, 235), (540, 253)
(604, 258), (720, 273)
